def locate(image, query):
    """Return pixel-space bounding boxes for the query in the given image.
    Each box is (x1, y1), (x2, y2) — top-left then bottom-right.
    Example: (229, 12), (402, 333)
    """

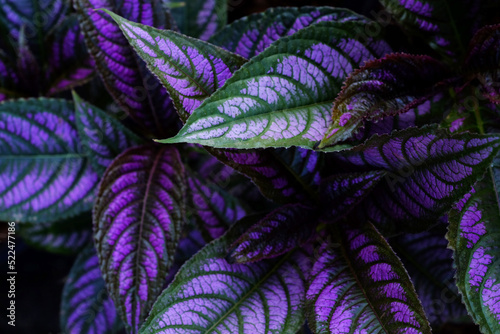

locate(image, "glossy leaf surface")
(60, 244), (123, 334)
(74, 91), (144, 176)
(162, 21), (392, 149)
(169, 0), (226, 40)
(209, 6), (367, 59)
(93, 144), (185, 333)
(306, 221), (431, 334)
(0, 98), (98, 223)
(140, 218), (310, 334)
(320, 53), (451, 147)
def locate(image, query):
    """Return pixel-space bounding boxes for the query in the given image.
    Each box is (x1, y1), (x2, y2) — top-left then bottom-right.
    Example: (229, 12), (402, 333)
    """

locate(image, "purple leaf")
(0, 98), (99, 223)
(465, 24), (500, 104)
(337, 126), (500, 233)
(209, 6), (367, 59)
(187, 170), (246, 240)
(229, 204), (317, 263)
(320, 171), (385, 221)
(60, 244), (123, 334)
(170, 0), (226, 40)
(306, 221), (431, 334)
(448, 176), (500, 333)
(140, 218), (311, 334)
(320, 53), (451, 147)
(93, 144), (186, 333)
(73, 91), (144, 176)
(74, 0), (178, 137)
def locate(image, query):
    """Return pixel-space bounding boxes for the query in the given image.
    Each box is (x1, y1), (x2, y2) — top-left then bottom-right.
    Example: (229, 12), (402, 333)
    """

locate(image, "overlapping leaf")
(448, 175), (500, 333)
(140, 218), (311, 334)
(162, 20), (392, 149)
(465, 24), (500, 104)
(319, 53), (451, 147)
(209, 6), (367, 59)
(60, 244), (123, 334)
(0, 98), (99, 223)
(105, 10), (247, 122)
(74, 0), (177, 136)
(73, 91), (144, 176)
(306, 221), (431, 334)
(93, 144), (186, 333)
(336, 126), (500, 233)
(19, 212), (92, 254)
(391, 228), (469, 327)
(169, 0), (226, 40)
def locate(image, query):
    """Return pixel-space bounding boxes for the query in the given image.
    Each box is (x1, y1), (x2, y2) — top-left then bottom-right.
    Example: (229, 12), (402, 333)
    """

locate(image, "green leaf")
(160, 20), (391, 149)
(169, 0), (226, 40)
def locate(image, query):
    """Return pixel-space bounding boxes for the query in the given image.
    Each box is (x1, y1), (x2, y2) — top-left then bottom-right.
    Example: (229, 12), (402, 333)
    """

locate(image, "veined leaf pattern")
(169, 0), (226, 40)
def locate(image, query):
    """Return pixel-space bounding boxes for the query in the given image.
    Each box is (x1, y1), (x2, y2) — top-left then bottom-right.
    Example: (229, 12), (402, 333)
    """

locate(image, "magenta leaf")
(73, 91), (144, 176)
(74, 0), (178, 137)
(18, 212), (92, 255)
(0, 98), (99, 223)
(93, 144), (186, 333)
(169, 0), (226, 40)
(104, 9), (246, 122)
(162, 21), (392, 149)
(465, 24), (500, 104)
(140, 218), (311, 334)
(319, 53), (451, 147)
(209, 6), (367, 59)
(448, 176), (500, 333)
(229, 204), (317, 263)
(306, 221), (431, 334)
(60, 244), (123, 334)
(337, 126), (500, 233)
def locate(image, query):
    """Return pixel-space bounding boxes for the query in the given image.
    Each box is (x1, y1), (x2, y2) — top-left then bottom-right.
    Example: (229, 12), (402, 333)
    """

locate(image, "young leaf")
(448, 177), (500, 333)
(74, 0), (178, 137)
(60, 244), (123, 334)
(228, 203), (317, 263)
(18, 212), (92, 255)
(139, 218), (311, 334)
(0, 98), (99, 223)
(161, 20), (392, 149)
(465, 24), (500, 104)
(104, 10), (247, 122)
(319, 171), (385, 221)
(337, 126), (500, 233)
(169, 0), (226, 40)
(187, 170), (246, 240)
(390, 229), (469, 327)
(73, 91), (144, 176)
(306, 221), (431, 334)
(209, 6), (367, 59)
(93, 144), (186, 333)
(319, 53), (451, 148)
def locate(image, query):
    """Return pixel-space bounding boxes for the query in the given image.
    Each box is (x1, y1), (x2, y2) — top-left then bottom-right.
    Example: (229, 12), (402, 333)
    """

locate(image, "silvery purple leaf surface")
(448, 176), (500, 333)
(229, 204), (317, 263)
(390, 229), (469, 327)
(187, 170), (246, 240)
(337, 126), (500, 233)
(320, 171), (385, 221)
(74, 0), (177, 137)
(73, 91), (144, 176)
(60, 244), (123, 334)
(306, 221), (431, 334)
(319, 53), (451, 147)
(105, 10), (246, 122)
(465, 24), (500, 104)
(93, 144), (186, 333)
(169, 0), (226, 40)
(0, 98), (99, 223)
(209, 6), (367, 59)
(162, 20), (392, 149)
(140, 218), (311, 334)
(18, 212), (92, 255)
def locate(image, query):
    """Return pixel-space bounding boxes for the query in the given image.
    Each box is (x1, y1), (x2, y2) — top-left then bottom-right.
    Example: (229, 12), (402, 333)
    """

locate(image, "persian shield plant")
(2, 0), (500, 333)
